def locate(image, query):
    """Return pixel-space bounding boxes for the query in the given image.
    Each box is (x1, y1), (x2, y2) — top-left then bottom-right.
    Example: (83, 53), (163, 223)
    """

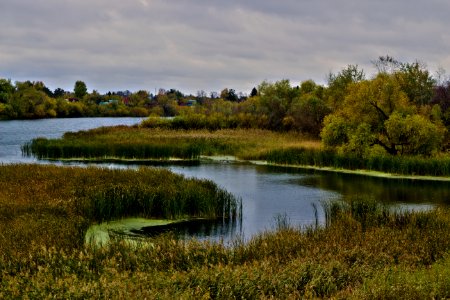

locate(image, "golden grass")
(24, 126), (322, 160)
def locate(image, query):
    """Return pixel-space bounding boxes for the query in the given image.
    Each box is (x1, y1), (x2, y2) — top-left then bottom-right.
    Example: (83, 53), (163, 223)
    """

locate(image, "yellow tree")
(321, 73), (446, 156)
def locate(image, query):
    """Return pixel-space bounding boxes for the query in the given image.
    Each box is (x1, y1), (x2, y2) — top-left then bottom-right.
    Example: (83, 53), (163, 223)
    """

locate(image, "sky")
(1, 0), (450, 95)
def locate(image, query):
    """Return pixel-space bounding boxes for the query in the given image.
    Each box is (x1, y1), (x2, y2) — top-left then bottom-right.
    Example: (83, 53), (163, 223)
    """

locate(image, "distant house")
(65, 97), (79, 103)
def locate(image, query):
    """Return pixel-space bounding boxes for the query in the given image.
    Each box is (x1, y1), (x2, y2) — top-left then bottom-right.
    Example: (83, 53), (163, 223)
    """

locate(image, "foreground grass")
(2, 164), (450, 298)
(0, 164), (238, 257)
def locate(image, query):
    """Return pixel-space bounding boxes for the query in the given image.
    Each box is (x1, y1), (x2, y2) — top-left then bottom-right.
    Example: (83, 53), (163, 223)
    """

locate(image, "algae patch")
(85, 218), (178, 247)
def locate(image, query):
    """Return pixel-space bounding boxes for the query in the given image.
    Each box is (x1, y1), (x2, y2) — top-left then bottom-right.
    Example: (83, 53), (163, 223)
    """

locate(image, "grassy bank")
(2, 165), (450, 298)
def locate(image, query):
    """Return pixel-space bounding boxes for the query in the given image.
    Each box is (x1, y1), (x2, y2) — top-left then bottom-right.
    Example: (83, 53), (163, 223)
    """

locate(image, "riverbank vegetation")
(2, 164), (450, 298)
(22, 127), (320, 161)
(16, 56), (450, 179)
(0, 164), (239, 256)
(2, 57), (450, 151)
(23, 125), (450, 177)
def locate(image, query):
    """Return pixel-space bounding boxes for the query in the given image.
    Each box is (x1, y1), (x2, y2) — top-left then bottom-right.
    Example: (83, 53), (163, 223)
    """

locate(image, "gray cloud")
(1, 0), (450, 94)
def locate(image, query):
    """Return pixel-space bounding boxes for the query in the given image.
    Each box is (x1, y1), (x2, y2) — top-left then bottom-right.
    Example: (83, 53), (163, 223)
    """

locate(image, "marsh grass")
(0, 164), (239, 259)
(22, 126), (320, 161)
(2, 165), (450, 298)
(23, 125), (450, 177)
(265, 147), (450, 177)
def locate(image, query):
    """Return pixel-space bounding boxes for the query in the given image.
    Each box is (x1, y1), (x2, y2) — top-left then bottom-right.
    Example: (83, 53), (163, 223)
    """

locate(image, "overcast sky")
(1, 0), (450, 95)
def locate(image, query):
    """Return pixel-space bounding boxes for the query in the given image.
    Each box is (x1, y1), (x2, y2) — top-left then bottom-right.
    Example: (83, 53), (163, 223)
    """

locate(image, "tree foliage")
(1, 56), (449, 155)
(74, 81), (87, 99)
(321, 73), (446, 156)
(326, 65), (365, 110)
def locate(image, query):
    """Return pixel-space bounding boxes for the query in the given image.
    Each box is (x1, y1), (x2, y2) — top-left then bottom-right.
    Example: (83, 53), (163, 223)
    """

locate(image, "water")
(1, 118), (449, 243)
(167, 163), (337, 241)
(0, 117), (145, 164)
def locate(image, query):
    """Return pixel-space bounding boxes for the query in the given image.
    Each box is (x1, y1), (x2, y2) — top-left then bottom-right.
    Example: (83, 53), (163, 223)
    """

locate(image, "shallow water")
(1, 118), (448, 243)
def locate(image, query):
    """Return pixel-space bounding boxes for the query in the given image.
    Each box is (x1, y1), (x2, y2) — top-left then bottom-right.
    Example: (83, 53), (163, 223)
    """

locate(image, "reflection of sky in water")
(2, 118), (449, 243)
(168, 163), (340, 240)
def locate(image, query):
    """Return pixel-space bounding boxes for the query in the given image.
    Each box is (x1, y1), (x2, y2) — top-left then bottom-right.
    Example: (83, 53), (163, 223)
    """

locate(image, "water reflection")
(168, 163), (340, 240)
(265, 166), (450, 205)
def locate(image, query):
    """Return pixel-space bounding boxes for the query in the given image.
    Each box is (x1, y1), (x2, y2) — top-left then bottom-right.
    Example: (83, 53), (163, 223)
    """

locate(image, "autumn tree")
(321, 73), (446, 156)
(220, 88), (238, 102)
(9, 81), (56, 118)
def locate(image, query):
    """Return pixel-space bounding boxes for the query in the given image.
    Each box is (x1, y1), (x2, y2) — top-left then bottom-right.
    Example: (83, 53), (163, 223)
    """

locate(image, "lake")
(1, 117), (448, 242)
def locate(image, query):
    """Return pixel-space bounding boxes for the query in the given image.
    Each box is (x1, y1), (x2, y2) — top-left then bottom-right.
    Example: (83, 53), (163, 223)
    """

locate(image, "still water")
(1, 118), (448, 242)
(0, 117), (145, 164)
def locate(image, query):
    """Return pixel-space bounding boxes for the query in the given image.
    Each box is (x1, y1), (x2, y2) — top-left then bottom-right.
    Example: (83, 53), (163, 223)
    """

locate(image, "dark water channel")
(1, 118), (449, 243)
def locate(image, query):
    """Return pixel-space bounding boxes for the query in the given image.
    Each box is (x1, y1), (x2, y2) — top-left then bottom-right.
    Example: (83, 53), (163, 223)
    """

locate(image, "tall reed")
(22, 126), (319, 161)
(78, 175), (240, 222)
(265, 147), (450, 176)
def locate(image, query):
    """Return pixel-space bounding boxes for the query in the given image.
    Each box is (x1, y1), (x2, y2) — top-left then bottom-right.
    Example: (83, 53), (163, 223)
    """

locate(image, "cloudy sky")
(1, 0), (450, 95)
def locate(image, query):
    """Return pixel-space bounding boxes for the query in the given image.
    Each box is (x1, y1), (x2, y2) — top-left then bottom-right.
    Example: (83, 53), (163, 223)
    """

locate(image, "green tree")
(395, 61), (435, 106)
(9, 82), (53, 118)
(287, 80), (330, 135)
(0, 78), (14, 103)
(258, 79), (299, 130)
(53, 88), (67, 98)
(74, 80), (87, 99)
(326, 65), (365, 110)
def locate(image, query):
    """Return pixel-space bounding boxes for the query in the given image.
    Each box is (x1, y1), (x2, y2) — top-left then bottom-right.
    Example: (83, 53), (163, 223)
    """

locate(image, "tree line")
(1, 56), (449, 155)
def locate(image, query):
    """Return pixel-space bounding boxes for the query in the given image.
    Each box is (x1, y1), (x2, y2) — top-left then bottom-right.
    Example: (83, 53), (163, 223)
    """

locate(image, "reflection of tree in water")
(297, 172), (450, 204)
(263, 165), (450, 205)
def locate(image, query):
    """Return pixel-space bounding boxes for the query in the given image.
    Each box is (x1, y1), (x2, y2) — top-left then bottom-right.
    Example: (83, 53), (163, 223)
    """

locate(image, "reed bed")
(22, 126), (320, 161)
(0, 164), (239, 257)
(264, 147), (450, 177)
(23, 124), (450, 177)
(2, 171), (450, 299)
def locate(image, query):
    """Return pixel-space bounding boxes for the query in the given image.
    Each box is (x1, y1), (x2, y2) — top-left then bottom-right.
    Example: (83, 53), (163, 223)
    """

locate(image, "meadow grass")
(2, 164), (450, 298)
